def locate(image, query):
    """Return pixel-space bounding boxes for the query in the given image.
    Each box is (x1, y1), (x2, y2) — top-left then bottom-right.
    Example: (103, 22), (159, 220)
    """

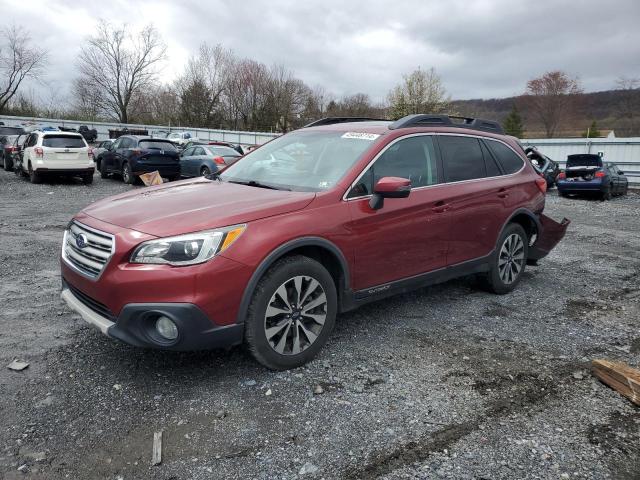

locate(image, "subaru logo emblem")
(76, 233), (88, 249)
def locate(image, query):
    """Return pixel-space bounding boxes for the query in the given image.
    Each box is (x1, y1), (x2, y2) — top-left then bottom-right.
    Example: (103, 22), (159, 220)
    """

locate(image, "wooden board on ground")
(139, 171), (163, 186)
(152, 431), (162, 466)
(592, 359), (640, 406)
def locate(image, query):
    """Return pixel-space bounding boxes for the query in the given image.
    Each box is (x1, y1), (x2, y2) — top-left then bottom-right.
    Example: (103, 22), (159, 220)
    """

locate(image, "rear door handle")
(498, 188), (509, 199)
(432, 201), (449, 213)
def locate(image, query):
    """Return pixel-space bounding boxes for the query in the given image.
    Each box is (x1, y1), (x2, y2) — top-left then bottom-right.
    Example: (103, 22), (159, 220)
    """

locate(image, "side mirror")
(369, 177), (411, 210)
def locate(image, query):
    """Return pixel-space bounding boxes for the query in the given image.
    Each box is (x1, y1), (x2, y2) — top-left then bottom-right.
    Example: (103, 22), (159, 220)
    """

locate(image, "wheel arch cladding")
(235, 237), (350, 324)
(505, 209), (540, 245)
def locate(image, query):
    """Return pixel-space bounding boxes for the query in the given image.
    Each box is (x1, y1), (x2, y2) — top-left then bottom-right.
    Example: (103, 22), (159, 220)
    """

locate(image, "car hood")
(82, 179), (316, 237)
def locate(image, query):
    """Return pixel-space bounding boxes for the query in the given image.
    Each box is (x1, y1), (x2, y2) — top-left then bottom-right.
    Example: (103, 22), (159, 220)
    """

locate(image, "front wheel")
(479, 223), (528, 294)
(244, 255), (337, 370)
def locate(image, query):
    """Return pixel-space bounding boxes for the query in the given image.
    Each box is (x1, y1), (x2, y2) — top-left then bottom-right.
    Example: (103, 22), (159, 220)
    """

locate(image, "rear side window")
(42, 135), (86, 148)
(206, 146), (240, 157)
(139, 141), (176, 151)
(485, 139), (525, 174)
(348, 135), (439, 198)
(439, 135), (486, 182)
(481, 141), (502, 177)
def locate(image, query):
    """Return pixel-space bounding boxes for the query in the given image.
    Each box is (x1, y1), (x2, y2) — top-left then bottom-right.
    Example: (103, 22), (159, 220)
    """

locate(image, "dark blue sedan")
(179, 145), (242, 178)
(557, 154), (629, 200)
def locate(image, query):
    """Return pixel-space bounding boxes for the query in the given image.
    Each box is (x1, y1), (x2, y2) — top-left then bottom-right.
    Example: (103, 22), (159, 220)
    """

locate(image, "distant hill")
(452, 89), (640, 138)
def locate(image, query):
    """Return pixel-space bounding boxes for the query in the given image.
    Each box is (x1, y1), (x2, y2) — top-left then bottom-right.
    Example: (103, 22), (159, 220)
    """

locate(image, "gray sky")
(5, 0), (640, 102)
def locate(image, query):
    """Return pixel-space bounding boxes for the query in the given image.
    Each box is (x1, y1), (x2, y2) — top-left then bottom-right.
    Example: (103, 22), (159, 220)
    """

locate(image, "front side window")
(439, 135), (486, 182)
(220, 130), (377, 192)
(348, 135), (440, 198)
(485, 139), (525, 174)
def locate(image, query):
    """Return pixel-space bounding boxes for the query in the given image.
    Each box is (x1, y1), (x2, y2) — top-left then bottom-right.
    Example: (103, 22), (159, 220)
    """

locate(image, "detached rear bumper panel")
(529, 214), (570, 261)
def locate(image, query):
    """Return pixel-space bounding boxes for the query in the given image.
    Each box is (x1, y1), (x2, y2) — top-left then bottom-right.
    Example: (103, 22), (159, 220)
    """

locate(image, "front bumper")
(61, 281), (244, 350)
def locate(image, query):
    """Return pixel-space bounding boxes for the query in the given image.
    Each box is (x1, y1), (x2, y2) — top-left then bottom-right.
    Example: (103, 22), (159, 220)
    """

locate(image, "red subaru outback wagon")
(61, 115), (569, 369)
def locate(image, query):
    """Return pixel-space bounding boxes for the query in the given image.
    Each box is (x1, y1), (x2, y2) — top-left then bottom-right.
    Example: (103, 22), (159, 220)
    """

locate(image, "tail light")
(535, 177), (547, 194)
(557, 172), (566, 180)
(213, 156), (225, 165)
(34, 147), (44, 157)
(88, 148), (94, 159)
(594, 171), (606, 178)
(8, 146), (16, 152)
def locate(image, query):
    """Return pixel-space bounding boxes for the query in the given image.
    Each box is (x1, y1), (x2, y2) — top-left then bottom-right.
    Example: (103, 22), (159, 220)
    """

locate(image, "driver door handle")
(432, 201), (449, 213)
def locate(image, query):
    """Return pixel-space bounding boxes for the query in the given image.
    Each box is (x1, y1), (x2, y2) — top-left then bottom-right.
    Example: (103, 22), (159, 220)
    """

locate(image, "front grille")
(62, 221), (115, 279)
(64, 279), (116, 321)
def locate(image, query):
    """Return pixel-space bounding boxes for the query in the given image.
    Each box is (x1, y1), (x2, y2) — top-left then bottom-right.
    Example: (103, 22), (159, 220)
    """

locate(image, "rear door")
(347, 134), (451, 290)
(436, 135), (522, 265)
(179, 147), (196, 176)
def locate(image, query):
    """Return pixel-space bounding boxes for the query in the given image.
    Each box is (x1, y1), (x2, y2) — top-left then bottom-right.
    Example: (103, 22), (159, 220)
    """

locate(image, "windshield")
(219, 130), (377, 191)
(206, 146), (240, 157)
(43, 135), (86, 148)
(139, 140), (177, 151)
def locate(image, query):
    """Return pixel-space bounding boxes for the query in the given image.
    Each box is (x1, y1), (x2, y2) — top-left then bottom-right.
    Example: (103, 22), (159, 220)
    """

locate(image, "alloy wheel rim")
(498, 233), (524, 284)
(264, 275), (327, 355)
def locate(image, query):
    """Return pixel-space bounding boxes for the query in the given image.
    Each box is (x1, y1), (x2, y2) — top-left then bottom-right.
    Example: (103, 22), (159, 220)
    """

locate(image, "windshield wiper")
(228, 180), (290, 191)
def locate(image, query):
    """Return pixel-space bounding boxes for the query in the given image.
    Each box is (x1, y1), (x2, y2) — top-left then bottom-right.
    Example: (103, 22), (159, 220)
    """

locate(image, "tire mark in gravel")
(342, 361), (582, 480)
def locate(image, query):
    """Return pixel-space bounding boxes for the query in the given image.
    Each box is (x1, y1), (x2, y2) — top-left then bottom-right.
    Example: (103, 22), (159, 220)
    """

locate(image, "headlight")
(130, 224), (246, 266)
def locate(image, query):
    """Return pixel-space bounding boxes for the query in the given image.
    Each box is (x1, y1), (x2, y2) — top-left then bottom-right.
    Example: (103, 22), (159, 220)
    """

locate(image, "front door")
(346, 134), (451, 291)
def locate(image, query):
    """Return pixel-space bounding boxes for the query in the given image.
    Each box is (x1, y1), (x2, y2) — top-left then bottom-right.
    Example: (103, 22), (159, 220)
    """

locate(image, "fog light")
(155, 316), (178, 341)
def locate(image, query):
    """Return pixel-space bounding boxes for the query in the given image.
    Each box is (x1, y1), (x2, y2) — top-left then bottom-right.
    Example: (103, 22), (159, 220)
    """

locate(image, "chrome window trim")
(342, 132), (527, 201)
(61, 220), (116, 281)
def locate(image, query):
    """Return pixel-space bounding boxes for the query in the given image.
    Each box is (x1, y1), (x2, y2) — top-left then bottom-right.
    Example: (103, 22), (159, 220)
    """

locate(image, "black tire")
(244, 255), (337, 370)
(98, 160), (108, 179)
(3, 153), (13, 171)
(28, 162), (42, 184)
(479, 223), (528, 295)
(82, 172), (94, 185)
(601, 185), (612, 201)
(200, 166), (211, 177)
(122, 162), (134, 184)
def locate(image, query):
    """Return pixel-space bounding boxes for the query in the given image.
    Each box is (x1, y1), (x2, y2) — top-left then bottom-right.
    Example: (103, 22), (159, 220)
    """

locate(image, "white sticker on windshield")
(341, 132), (380, 141)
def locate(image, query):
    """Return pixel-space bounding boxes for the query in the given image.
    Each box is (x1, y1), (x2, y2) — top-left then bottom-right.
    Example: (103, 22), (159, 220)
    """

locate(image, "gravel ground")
(0, 169), (639, 480)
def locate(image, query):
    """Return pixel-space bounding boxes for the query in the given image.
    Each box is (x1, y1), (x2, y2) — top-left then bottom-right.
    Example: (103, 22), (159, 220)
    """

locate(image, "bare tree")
(0, 26), (47, 114)
(387, 67), (451, 119)
(176, 43), (232, 128)
(76, 23), (166, 123)
(524, 71), (582, 138)
(614, 76), (640, 136)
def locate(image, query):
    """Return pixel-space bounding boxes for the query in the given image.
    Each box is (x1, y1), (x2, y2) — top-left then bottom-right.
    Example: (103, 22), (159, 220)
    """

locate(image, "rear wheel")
(479, 223), (528, 294)
(601, 185), (612, 201)
(82, 172), (94, 185)
(98, 160), (108, 179)
(28, 162), (42, 184)
(200, 166), (211, 177)
(244, 255), (337, 370)
(3, 154), (13, 171)
(122, 162), (134, 184)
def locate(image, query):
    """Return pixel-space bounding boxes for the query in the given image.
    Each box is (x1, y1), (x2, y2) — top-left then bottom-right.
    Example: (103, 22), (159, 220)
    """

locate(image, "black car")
(98, 136), (181, 184)
(525, 147), (561, 188)
(1, 135), (18, 170)
(6, 133), (29, 172)
(78, 125), (98, 143)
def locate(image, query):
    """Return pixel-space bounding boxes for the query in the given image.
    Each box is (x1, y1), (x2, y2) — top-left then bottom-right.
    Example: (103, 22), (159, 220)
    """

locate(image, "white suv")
(166, 131), (192, 147)
(20, 131), (95, 184)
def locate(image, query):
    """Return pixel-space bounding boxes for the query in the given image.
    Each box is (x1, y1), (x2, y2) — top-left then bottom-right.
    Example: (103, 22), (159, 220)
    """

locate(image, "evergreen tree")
(582, 120), (601, 138)
(503, 105), (524, 137)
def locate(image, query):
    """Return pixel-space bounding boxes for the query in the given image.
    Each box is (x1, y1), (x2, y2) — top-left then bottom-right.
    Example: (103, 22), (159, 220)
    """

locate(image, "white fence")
(520, 137), (640, 185)
(0, 114), (280, 147)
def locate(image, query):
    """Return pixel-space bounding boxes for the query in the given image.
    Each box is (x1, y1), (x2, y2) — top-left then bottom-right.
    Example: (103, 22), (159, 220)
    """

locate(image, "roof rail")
(388, 114), (504, 134)
(303, 117), (389, 128)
